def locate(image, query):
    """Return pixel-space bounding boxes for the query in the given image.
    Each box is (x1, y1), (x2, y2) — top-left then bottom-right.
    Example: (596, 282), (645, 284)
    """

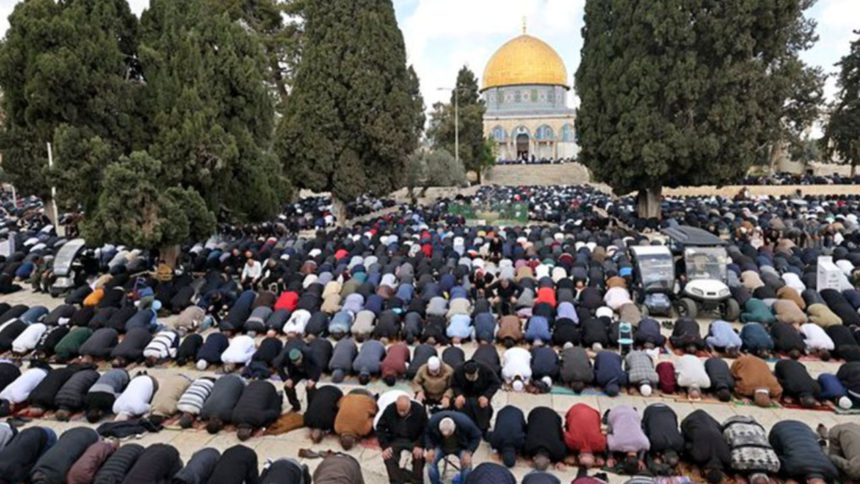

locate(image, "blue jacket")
(467, 463), (517, 484)
(593, 351), (627, 387)
(425, 411), (481, 452)
(524, 316), (551, 343)
(740, 322), (774, 352)
(447, 315), (473, 340)
(487, 406), (526, 453)
(817, 373), (847, 400)
(706, 320), (741, 349)
(196, 333), (229, 363)
(474, 313), (496, 343)
(769, 420), (838, 480)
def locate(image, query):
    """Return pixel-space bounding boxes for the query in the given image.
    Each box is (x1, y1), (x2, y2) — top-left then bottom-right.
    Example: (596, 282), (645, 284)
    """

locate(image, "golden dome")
(481, 34), (568, 91)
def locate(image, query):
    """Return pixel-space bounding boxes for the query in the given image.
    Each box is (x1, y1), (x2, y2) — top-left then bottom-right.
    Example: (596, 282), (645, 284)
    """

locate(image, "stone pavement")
(1, 288), (854, 483)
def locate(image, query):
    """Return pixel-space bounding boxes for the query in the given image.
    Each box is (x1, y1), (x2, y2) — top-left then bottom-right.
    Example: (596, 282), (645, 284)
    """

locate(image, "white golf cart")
(663, 226), (740, 321)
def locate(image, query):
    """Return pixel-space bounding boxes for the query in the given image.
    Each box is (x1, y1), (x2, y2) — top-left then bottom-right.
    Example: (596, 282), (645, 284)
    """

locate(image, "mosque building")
(481, 25), (578, 162)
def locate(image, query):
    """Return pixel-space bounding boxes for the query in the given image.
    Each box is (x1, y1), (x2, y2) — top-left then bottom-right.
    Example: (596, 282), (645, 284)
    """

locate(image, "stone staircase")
(483, 162), (593, 186)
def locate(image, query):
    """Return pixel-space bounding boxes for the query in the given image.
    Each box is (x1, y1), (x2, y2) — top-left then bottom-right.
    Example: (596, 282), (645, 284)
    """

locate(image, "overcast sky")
(0, 0), (857, 110)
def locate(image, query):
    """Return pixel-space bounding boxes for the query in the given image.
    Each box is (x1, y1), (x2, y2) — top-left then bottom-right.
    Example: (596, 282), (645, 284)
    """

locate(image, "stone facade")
(482, 91), (578, 161)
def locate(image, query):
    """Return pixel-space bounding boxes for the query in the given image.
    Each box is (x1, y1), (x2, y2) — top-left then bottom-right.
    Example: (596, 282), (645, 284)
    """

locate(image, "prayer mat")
(833, 404), (860, 415)
(733, 397), (782, 409)
(780, 397), (835, 412)
(551, 385), (606, 397)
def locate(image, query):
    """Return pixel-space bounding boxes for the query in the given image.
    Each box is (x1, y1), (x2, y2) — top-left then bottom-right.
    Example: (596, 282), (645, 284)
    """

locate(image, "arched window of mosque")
(514, 126), (529, 136)
(514, 90), (521, 103)
(493, 126), (506, 141)
(536, 125), (554, 141)
(548, 90), (555, 103)
(531, 89), (538, 102)
(562, 124), (574, 142)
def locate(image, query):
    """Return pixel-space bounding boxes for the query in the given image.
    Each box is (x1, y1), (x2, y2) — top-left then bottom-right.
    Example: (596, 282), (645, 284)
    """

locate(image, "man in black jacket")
(642, 404), (683, 475)
(231, 380), (283, 441)
(114, 443), (182, 484)
(523, 406), (567, 471)
(775, 359), (820, 408)
(30, 427), (99, 484)
(278, 346), (321, 411)
(206, 445), (259, 484)
(704, 357), (735, 402)
(0, 427), (56, 483)
(681, 410), (732, 484)
(487, 406), (526, 468)
(305, 385), (343, 443)
(450, 360), (500, 432)
(376, 395), (428, 484)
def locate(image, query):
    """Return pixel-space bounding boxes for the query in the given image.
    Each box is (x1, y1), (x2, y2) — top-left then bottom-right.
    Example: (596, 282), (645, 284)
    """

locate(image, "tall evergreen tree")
(576, 0), (823, 218)
(427, 66), (492, 182)
(824, 31), (860, 175)
(0, 0), (141, 215)
(276, 0), (423, 221)
(216, 0), (304, 110)
(138, 0), (289, 223)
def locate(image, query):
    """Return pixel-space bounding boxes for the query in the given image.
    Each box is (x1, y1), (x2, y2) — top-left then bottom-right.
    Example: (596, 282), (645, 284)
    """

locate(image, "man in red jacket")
(381, 342), (410, 386)
(563, 403), (606, 469)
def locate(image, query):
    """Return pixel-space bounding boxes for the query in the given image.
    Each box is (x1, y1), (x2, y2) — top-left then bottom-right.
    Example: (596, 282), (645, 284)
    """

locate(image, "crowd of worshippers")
(0, 423), (361, 484)
(1, 384), (860, 484)
(741, 172), (860, 186)
(2, 186), (860, 479)
(495, 156), (576, 165)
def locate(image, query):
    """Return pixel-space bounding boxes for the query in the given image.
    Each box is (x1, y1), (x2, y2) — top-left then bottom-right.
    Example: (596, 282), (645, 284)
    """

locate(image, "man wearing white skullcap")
(413, 356), (454, 408)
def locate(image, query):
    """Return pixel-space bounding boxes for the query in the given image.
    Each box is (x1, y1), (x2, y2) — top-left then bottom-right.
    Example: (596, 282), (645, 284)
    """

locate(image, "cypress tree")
(138, 0), (289, 223)
(0, 0), (140, 214)
(276, 0), (422, 222)
(576, 0), (822, 218)
(823, 31), (860, 175)
(215, 0), (304, 110)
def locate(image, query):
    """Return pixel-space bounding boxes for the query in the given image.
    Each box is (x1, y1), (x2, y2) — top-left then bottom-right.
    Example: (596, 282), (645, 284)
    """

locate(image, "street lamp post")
(437, 87), (460, 168)
(46, 142), (63, 236)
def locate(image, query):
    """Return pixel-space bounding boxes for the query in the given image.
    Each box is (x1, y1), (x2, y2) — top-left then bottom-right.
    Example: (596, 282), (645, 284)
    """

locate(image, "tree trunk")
(637, 186), (662, 219)
(331, 195), (347, 227)
(160, 244), (180, 269)
(768, 143), (785, 175)
(476, 168), (482, 185)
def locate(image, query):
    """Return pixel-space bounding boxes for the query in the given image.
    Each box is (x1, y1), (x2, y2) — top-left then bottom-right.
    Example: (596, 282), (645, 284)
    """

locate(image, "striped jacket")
(176, 377), (216, 415)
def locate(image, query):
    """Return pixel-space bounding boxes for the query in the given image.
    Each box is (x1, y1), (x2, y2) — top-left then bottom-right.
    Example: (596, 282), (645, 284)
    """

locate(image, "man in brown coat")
(772, 299), (807, 325)
(334, 389), (377, 450)
(730, 355), (782, 407)
(498, 315), (522, 348)
(777, 286), (806, 310)
(413, 356), (454, 408)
